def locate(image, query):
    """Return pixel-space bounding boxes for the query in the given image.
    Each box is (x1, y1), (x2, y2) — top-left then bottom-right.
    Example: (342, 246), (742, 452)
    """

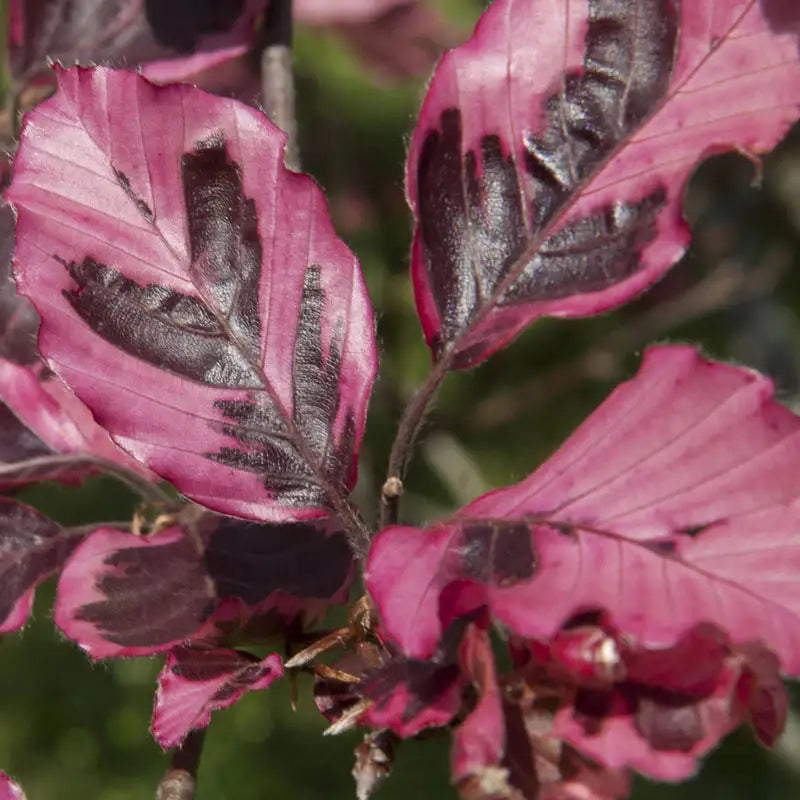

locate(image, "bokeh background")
(2, 0), (800, 797)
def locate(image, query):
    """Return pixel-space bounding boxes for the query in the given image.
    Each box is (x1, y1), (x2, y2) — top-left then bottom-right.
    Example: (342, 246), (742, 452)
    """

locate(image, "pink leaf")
(313, 619), (470, 738)
(152, 646), (283, 749)
(0, 498), (85, 633)
(0, 773), (25, 800)
(548, 635), (786, 780)
(0, 149), (154, 483)
(55, 511), (354, 658)
(407, 0), (800, 367)
(9, 67), (377, 523)
(366, 345), (800, 673)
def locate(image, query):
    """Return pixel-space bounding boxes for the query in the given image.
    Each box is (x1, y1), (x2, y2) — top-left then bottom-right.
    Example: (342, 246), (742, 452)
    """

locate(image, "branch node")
(155, 770), (195, 800)
(381, 477), (404, 500)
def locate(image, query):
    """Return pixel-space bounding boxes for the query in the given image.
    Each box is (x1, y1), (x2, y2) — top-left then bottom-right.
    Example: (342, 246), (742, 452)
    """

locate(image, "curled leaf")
(152, 646), (283, 749)
(0, 498), (84, 633)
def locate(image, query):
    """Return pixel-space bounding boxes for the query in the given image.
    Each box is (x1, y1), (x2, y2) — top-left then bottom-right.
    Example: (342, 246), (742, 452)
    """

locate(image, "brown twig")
(261, 0), (300, 171)
(380, 356), (450, 528)
(155, 730), (206, 800)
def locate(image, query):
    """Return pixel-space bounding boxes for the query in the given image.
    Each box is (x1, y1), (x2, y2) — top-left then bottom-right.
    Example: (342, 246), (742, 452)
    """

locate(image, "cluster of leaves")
(0, 1), (799, 799)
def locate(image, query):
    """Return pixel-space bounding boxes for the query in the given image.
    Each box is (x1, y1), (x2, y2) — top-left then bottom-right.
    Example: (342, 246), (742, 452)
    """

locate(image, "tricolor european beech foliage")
(0, 1), (799, 798)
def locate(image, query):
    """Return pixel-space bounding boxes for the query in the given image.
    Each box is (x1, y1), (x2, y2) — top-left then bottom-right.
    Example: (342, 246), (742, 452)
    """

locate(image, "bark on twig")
(261, 0), (300, 171)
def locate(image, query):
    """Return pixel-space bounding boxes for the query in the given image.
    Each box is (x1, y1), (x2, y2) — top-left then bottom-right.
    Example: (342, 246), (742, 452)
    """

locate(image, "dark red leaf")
(366, 346), (800, 673)
(362, 653), (463, 738)
(9, 0), (270, 92)
(9, 67), (377, 523)
(0, 498), (84, 633)
(360, 618), (474, 738)
(407, 0), (800, 367)
(152, 646), (283, 749)
(55, 511), (354, 658)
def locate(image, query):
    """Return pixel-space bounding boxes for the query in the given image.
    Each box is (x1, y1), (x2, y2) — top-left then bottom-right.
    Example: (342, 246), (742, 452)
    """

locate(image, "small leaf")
(550, 638), (786, 780)
(366, 346), (800, 672)
(9, 67), (377, 523)
(0, 498), (84, 633)
(152, 646), (283, 749)
(55, 512), (354, 658)
(407, 0), (800, 367)
(361, 617), (474, 738)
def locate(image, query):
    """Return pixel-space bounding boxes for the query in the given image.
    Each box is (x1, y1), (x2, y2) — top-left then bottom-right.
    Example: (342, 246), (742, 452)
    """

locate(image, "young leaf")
(366, 346), (800, 673)
(55, 512), (354, 658)
(548, 634), (786, 780)
(9, 67), (377, 525)
(362, 647), (463, 738)
(152, 646), (283, 749)
(407, 0), (800, 367)
(0, 498), (85, 633)
(453, 630), (631, 800)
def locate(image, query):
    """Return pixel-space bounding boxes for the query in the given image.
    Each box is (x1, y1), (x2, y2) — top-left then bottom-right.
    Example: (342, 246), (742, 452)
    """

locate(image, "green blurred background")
(3, 0), (800, 797)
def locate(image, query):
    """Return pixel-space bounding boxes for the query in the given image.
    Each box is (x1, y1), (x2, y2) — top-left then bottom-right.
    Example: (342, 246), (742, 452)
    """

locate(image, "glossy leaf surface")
(10, 67), (377, 522)
(152, 646), (283, 749)
(55, 512), (353, 658)
(408, 0), (800, 367)
(0, 498), (84, 633)
(366, 346), (800, 673)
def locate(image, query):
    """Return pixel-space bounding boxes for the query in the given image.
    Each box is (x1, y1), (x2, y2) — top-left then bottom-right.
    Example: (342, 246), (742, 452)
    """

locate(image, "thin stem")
(155, 729), (206, 800)
(261, 0), (300, 171)
(380, 356), (451, 528)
